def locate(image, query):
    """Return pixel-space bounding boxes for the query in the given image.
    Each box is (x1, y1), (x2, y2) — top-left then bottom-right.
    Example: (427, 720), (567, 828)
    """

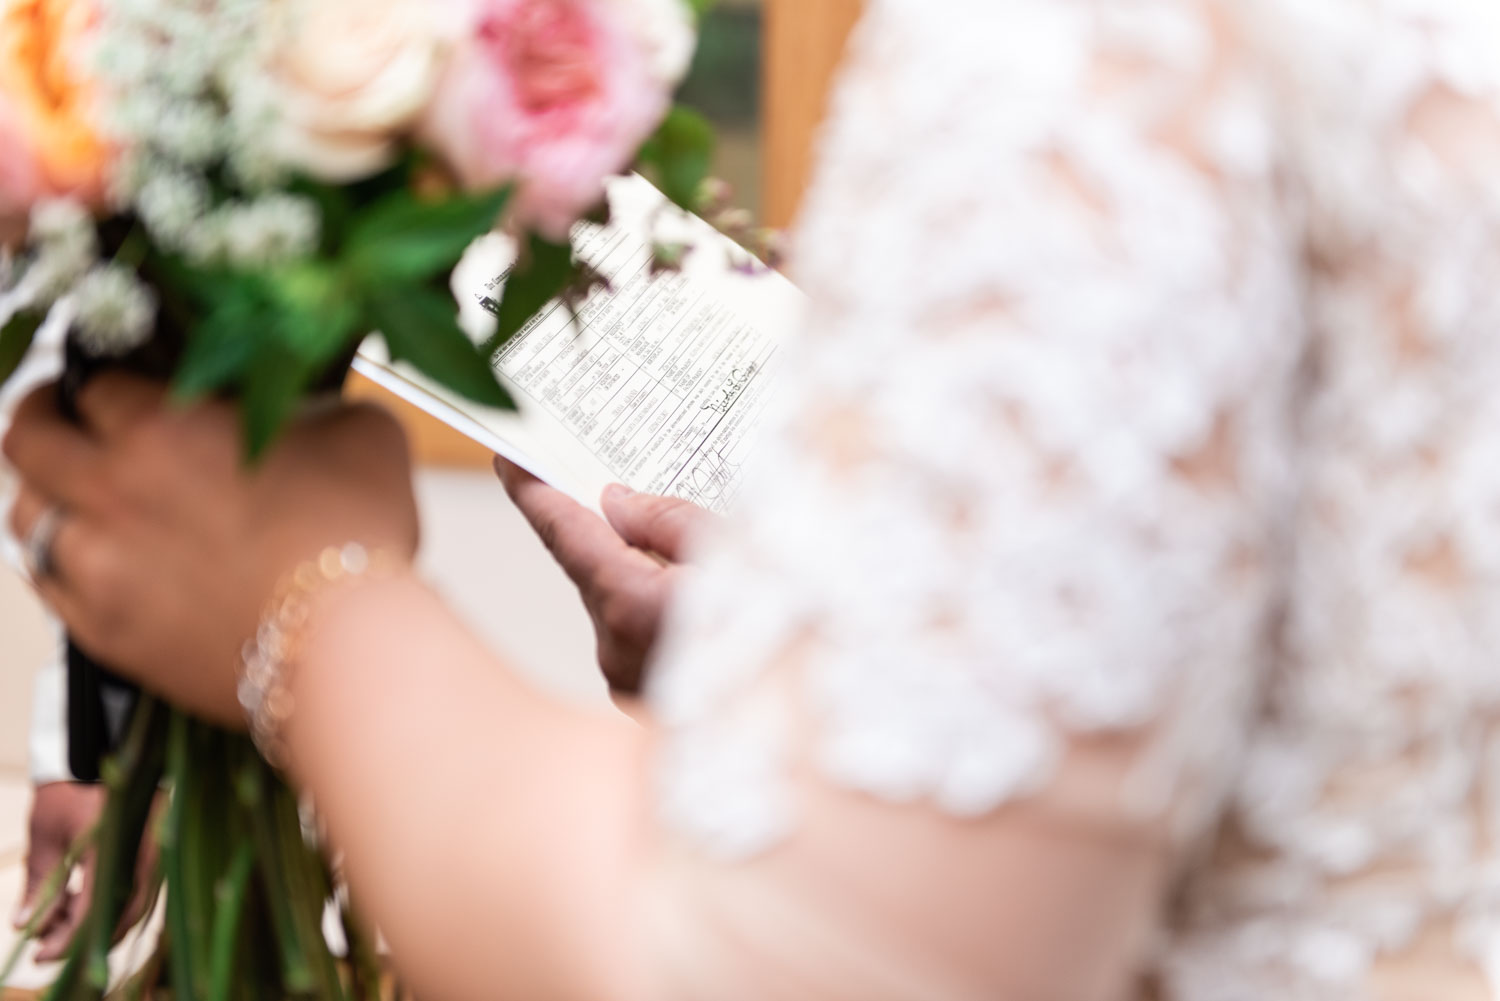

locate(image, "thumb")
(15, 827), (64, 929)
(600, 486), (710, 563)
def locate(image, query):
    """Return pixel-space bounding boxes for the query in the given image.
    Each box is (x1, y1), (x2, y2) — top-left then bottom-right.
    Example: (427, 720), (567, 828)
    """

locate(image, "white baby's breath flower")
(219, 194), (320, 268)
(30, 198), (93, 245)
(222, 61), (286, 189)
(71, 264), (157, 358)
(92, 29), (154, 88)
(159, 34), (222, 95)
(216, 0), (262, 36)
(136, 170), (212, 250)
(111, 0), (169, 26)
(225, 140), (286, 192)
(24, 199), (99, 304)
(93, 0), (265, 202)
(180, 213), (228, 265)
(154, 99), (224, 165)
(104, 90), (171, 146)
(106, 149), (161, 209)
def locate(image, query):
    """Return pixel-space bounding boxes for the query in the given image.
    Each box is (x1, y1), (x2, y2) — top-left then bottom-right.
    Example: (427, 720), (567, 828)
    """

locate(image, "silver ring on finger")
(23, 503), (65, 583)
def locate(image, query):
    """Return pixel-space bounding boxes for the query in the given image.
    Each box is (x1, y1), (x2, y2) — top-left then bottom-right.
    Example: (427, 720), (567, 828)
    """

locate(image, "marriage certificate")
(354, 175), (803, 512)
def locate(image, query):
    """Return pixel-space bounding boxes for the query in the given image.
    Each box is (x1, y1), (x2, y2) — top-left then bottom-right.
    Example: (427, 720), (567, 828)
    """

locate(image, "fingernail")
(13, 902), (31, 929)
(603, 483), (634, 503)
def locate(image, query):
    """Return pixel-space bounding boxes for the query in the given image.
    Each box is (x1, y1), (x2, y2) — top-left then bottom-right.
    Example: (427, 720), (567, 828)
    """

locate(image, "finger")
(1, 385), (101, 504)
(16, 820), (64, 931)
(9, 485), (91, 587)
(51, 852), (97, 960)
(494, 457), (642, 593)
(34, 891), (79, 963)
(491, 455), (538, 496)
(75, 371), (166, 440)
(8, 483), (49, 548)
(8, 485), (104, 637)
(32, 847), (84, 961)
(600, 485), (712, 563)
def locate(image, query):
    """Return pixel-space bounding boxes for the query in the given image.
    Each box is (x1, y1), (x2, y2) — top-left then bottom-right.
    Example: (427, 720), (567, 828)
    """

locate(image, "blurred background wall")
(0, 574), (52, 776)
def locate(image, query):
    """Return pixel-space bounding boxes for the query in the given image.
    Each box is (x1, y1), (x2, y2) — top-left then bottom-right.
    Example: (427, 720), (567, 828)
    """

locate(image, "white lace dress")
(640, 1), (1500, 998)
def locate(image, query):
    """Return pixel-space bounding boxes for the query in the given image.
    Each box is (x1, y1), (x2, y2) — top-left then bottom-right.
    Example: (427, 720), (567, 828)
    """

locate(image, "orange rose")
(0, 0), (112, 218)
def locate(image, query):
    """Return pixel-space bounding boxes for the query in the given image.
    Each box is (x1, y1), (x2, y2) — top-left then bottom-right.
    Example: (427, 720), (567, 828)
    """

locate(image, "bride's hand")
(3, 373), (419, 726)
(495, 457), (710, 694)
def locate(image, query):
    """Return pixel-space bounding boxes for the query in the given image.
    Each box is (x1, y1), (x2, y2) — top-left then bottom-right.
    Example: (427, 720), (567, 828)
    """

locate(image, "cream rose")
(261, 0), (451, 183)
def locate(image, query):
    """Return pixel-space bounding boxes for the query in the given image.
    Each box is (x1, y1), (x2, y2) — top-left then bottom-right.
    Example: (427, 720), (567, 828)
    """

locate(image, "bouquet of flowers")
(0, 0), (715, 997)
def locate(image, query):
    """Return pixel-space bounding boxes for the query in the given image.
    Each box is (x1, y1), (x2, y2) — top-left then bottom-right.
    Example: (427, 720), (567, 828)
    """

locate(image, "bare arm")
(288, 577), (652, 1001)
(286, 575), (1173, 1001)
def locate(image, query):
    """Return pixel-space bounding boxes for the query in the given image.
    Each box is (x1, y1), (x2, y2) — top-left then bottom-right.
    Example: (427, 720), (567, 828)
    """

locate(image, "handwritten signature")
(700, 364), (758, 413)
(680, 446), (741, 507)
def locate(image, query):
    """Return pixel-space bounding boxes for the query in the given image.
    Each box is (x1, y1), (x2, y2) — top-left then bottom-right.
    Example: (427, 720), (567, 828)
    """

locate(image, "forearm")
(280, 577), (1175, 1001)
(285, 576), (655, 1001)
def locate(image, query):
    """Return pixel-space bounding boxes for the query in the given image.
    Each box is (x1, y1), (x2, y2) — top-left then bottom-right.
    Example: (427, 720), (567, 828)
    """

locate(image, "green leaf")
(241, 343), (312, 459)
(366, 284), (514, 410)
(175, 265), (359, 410)
(265, 263), (360, 365)
(482, 234), (576, 354)
(637, 105), (715, 212)
(686, 0), (715, 18)
(172, 291), (261, 401)
(287, 176), (356, 252)
(0, 310), (42, 387)
(344, 186), (511, 284)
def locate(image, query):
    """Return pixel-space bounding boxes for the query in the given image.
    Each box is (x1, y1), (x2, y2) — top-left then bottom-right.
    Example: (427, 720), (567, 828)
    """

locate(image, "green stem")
(85, 698), (168, 991)
(110, 224), (148, 271)
(270, 782), (345, 1001)
(249, 784), (313, 995)
(163, 712), (201, 1000)
(207, 840), (257, 1001)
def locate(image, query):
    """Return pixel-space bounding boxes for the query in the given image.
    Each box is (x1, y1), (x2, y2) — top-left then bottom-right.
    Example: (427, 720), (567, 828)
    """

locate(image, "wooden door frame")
(762, 0), (863, 230)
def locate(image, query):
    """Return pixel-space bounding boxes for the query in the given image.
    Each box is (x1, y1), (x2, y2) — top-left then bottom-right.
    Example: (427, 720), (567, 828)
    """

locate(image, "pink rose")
(421, 0), (671, 240)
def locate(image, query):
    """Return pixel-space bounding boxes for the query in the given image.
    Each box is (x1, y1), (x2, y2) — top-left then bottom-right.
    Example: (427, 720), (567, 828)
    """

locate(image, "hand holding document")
(355, 175), (804, 511)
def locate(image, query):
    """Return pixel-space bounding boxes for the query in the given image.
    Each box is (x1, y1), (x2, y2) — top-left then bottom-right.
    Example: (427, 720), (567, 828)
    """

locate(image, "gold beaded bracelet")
(238, 542), (405, 767)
